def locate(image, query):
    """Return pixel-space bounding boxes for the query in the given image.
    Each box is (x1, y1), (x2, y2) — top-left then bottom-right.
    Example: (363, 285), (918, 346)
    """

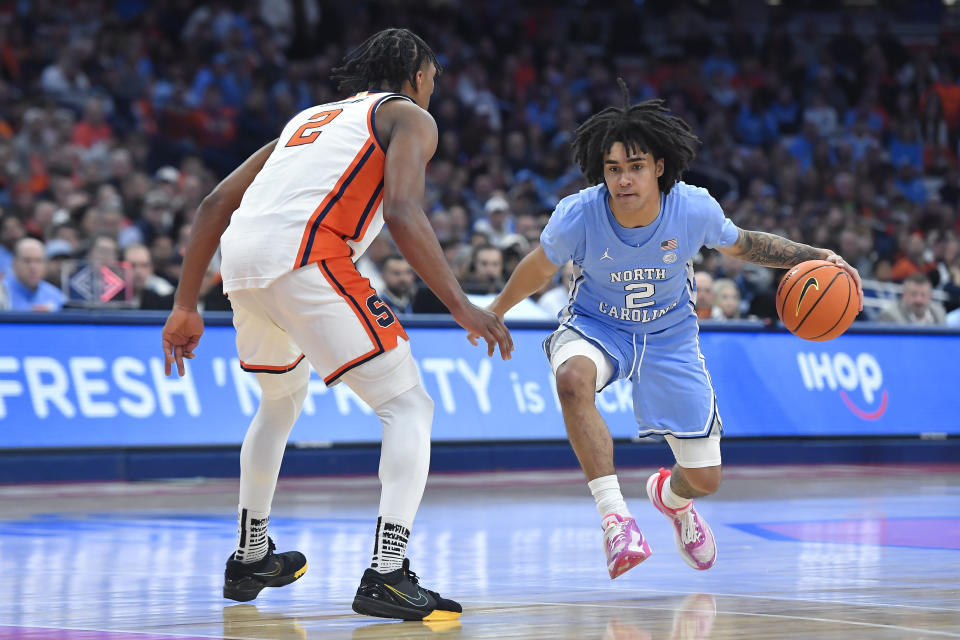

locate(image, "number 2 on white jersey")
(285, 109), (343, 147)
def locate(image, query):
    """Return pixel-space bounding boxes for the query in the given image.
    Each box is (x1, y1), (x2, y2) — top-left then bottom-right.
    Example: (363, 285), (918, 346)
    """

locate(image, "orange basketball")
(776, 260), (860, 341)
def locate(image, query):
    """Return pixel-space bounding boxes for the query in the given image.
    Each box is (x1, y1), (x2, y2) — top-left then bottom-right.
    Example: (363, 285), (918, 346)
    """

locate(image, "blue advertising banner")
(0, 320), (956, 448)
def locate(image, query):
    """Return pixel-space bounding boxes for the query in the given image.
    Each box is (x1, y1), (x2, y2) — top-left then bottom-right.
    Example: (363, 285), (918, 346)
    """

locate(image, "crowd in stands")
(1, 1), (959, 326)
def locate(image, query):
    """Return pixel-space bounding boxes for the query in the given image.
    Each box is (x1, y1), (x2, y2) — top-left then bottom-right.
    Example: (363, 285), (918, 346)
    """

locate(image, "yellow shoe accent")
(422, 619), (462, 632)
(422, 609), (461, 622)
(294, 562), (308, 579)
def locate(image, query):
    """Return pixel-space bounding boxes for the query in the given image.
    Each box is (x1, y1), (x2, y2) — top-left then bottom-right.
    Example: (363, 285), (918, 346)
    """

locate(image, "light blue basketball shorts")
(544, 313), (722, 466)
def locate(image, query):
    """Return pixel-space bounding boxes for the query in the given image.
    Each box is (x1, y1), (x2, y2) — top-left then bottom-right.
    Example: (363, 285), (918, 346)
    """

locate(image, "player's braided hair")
(571, 79), (699, 194)
(331, 28), (441, 94)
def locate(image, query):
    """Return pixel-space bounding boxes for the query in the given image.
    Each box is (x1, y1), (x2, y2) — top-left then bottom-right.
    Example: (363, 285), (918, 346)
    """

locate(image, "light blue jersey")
(541, 181), (739, 334)
(540, 181), (739, 439)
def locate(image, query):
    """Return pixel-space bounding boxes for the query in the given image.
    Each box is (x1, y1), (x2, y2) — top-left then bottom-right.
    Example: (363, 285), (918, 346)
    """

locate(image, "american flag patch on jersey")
(661, 238), (678, 250)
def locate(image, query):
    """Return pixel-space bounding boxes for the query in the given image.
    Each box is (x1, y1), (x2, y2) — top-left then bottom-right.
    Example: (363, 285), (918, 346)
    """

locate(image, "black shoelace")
(402, 559), (442, 600)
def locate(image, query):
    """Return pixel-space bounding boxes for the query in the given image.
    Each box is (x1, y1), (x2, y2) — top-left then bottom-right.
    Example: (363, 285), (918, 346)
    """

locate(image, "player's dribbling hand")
(458, 304), (513, 360)
(162, 304), (204, 376)
(824, 252), (864, 311)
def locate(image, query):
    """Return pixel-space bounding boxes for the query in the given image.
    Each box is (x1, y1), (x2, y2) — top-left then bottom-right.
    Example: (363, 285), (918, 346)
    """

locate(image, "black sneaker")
(223, 538), (307, 602)
(351, 558), (462, 621)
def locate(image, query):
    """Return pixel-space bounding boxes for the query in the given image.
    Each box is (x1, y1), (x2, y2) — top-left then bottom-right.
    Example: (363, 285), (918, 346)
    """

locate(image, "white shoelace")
(609, 522), (628, 550)
(679, 510), (702, 545)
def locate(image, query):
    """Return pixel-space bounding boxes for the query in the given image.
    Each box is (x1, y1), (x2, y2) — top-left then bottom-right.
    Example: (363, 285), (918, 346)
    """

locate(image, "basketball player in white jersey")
(161, 29), (512, 621)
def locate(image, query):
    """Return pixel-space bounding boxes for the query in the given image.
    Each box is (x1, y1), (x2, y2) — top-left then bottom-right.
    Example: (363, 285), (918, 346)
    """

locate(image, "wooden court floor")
(0, 463), (957, 639)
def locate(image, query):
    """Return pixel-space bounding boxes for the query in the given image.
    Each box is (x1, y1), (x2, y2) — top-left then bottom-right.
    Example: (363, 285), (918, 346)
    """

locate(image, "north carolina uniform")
(220, 92), (417, 400)
(540, 182), (739, 466)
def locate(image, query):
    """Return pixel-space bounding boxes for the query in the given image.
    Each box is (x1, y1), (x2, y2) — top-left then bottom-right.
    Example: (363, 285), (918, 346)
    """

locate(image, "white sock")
(372, 516), (411, 573)
(235, 507), (270, 563)
(588, 475), (630, 528)
(661, 475), (693, 511)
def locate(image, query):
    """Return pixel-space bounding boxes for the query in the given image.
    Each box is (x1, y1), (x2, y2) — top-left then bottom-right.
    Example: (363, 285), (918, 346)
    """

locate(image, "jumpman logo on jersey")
(601, 248), (614, 261)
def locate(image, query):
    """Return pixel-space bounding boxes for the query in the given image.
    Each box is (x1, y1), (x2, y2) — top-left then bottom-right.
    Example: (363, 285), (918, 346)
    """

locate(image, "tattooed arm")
(718, 228), (829, 268)
(718, 227), (864, 311)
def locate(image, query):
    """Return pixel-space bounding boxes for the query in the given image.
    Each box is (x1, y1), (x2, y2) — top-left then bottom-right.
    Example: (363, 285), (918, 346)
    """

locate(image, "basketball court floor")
(1, 463), (957, 639)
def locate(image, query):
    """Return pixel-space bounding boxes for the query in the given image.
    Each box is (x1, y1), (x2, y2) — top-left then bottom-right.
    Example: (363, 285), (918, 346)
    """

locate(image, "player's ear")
(656, 158), (664, 178)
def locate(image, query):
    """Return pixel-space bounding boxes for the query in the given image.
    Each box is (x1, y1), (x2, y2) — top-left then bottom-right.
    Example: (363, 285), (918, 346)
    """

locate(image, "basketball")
(776, 260), (860, 341)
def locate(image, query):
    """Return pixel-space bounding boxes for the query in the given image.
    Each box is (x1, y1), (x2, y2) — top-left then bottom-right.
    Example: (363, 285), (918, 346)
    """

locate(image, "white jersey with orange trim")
(220, 91), (413, 293)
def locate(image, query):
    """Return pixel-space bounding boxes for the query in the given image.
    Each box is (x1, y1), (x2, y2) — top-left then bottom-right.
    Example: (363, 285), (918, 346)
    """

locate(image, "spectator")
(935, 237), (960, 310)
(890, 234), (934, 282)
(0, 214), (26, 277)
(888, 120), (924, 171)
(0, 4), (957, 321)
(39, 47), (93, 112)
(378, 254), (416, 316)
(71, 97), (113, 148)
(462, 244), (505, 295)
(87, 234), (119, 267)
(123, 243), (174, 310)
(770, 84), (801, 135)
(735, 91), (778, 146)
(133, 191), (177, 248)
(893, 163), (927, 204)
(803, 92), (839, 138)
(190, 86), (237, 150)
(876, 273), (946, 325)
(711, 278), (741, 320)
(694, 271), (715, 320)
(838, 226), (875, 279)
(473, 194), (515, 247)
(4, 238), (65, 312)
(515, 212), (542, 248)
(44, 239), (75, 288)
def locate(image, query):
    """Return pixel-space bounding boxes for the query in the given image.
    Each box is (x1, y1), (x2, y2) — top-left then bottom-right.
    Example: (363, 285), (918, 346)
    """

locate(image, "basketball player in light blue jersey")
(484, 82), (863, 578)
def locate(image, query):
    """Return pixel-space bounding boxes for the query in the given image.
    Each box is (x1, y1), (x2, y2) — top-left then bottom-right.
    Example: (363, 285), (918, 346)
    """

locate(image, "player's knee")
(555, 360), (597, 405)
(375, 384), (434, 432)
(685, 465), (722, 495)
(403, 384), (434, 422)
(255, 364), (309, 400)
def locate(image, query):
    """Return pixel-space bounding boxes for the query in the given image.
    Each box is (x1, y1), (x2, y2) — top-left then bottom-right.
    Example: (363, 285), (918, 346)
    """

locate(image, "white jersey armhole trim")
(368, 93), (416, 153)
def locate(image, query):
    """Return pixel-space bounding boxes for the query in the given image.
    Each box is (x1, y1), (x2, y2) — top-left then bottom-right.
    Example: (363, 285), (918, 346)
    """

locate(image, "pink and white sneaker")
(646, 468), (717, 570)
(601, 514), (652, 579)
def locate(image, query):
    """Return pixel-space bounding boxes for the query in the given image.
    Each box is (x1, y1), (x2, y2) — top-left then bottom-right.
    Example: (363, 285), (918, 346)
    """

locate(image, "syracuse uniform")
(220, 91), (417, 406)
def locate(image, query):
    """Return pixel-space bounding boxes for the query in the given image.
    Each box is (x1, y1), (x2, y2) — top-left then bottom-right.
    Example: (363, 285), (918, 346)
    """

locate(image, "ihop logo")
(796, 352), (888, 420)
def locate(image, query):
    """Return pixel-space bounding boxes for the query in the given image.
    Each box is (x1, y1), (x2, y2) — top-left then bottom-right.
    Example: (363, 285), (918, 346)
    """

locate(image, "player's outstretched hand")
(162, 304), (204, 376)
(824, 252), (864, 312)
(457, 304), (513, 360)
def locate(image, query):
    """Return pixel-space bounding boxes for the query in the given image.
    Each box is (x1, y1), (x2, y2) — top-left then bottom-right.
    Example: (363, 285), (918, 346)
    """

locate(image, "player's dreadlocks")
(571, 79), (699, 195)
(331, 28), (441, 95)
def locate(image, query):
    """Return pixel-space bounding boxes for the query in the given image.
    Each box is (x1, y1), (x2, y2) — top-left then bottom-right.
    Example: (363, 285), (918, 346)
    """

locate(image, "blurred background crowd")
(1, 0), (959, 326)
